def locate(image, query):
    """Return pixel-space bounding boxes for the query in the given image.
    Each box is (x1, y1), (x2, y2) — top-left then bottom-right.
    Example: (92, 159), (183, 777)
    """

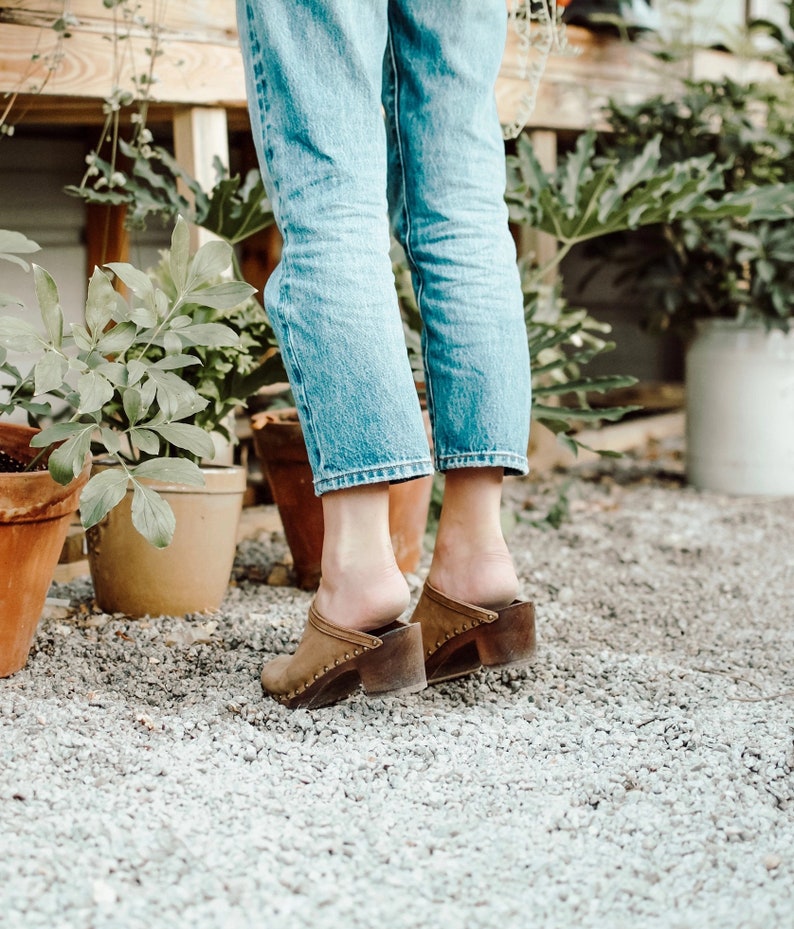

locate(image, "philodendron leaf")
(33, 352), (68, 395)
(79, 468), (130, 529)
(130, 482), (176, 548)
(85, 267), (118, 336)
(132, 457), (205, 486)
(32, 265), (63, 348)
(151, 422), (215, 459)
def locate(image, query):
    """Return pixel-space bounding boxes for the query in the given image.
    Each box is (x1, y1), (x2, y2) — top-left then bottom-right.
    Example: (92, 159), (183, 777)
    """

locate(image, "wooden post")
(172, 106), (230, 248)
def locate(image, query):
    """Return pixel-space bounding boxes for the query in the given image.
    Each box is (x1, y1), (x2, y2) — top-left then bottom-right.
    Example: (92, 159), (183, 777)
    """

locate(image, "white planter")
(686, 320), (794, 495)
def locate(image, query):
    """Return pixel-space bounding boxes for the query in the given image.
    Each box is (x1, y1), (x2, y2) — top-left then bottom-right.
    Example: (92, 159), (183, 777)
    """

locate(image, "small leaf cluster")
(0, 217), (256, 548)
(522, 280), (639, 456)
(67, 140), (276, 250)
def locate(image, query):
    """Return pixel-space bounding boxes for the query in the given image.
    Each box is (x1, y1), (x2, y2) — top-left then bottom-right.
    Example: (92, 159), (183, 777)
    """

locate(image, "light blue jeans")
(237, 0), (531, 494)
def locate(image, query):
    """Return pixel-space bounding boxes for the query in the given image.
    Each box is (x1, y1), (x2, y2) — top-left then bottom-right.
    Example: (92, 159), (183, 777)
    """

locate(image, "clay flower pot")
(250, 408), (433, 589)
(0, 423), (90, 677)
(86, 464), (247, 617)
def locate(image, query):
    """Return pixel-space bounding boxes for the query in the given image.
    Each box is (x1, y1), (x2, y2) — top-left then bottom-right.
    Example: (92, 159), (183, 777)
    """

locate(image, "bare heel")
(475, 601), (536, 669)
(358, 622), (427, 696)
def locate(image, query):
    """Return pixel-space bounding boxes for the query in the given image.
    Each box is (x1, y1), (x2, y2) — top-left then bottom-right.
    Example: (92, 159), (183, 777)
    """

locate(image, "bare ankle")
(315, 561), (410, 632)
(429, 537), (519, 611)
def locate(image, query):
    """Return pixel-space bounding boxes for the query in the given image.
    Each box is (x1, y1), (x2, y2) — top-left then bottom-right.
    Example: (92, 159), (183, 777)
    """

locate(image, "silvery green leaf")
(85, 268), (117, 336)
(0, 291), (24, 308)
(94, 360), (127, 385)
(79, 468), (130, 530)
(150, 354), (202, 371)
(96, 321), (137, 355)
(185, 281), (256, 311)
(147, 368), (207, 419)
(46, 427), (94, 484)
(130, 304), (158, 328)
(33, 352), (68, 395)
(0, 317), (44, 352)
(139, 376), (157, 411)
(169, 315), (192, 330)
(105, 262), (155, 300)
(99, 427), (122, 455)
(123, 386), (142, 425)
(151, 422), (215, 458)
(188, 239), (232, 286)
(77, 370), (114, 413)
(126, 359), (147, 386)
(176, 323), (240, 347)
(154, 288), (169, 320)
(0, 229), (40, 269)
(130, 482), (175, 548)
(29, 421), (87, 447)
(72, 324), (95, 352)
(169, 216), (190, 291)
(163, 330), (182, 355)
(129, 427), (160, 456)
(32, 265), (63, 347)
(132, 457), (205, 486)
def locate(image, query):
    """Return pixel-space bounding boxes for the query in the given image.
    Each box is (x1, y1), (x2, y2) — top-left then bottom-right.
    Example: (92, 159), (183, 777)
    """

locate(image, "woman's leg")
(237, 0), (432, 631)
(384, 0), (531, 608)
(237, 0), (432, 496)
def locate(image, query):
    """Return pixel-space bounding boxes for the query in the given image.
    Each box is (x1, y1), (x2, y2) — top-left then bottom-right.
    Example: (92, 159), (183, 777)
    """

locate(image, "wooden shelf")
(1, 2), (775, 133)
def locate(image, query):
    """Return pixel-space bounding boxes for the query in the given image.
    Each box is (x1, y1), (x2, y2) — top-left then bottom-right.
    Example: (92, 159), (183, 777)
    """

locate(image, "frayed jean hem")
(314, 459), (434, 496)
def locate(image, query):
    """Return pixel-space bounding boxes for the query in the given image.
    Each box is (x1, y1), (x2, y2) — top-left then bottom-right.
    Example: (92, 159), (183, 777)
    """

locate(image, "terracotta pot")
(0, 423), (90, 677)
(87, 464), (247, 617)
(250, 408), (433, 589)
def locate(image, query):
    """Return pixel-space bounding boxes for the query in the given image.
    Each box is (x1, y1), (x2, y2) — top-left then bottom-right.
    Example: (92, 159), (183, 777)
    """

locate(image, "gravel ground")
(2, 449), (793, 929)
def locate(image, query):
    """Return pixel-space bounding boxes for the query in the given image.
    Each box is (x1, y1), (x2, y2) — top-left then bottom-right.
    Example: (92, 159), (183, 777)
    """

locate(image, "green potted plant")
(505, 127), (776, 447)
(0, 217), (269, 620)
(1, 231), (90, 676)
(599, 73), (794, 494)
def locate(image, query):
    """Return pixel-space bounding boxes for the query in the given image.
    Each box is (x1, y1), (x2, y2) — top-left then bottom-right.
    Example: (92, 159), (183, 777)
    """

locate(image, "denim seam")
(435, 451), (529, 473)
(314, 458), (434, 495)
